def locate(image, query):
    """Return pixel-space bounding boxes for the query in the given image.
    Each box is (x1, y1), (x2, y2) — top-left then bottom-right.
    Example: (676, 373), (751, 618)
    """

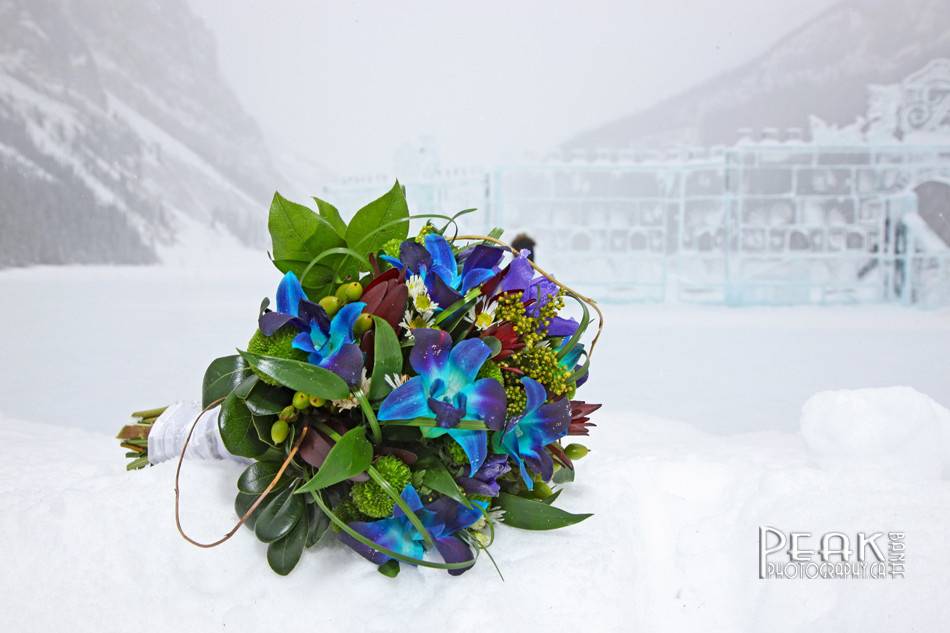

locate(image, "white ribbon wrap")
(147, 401), (251, 465)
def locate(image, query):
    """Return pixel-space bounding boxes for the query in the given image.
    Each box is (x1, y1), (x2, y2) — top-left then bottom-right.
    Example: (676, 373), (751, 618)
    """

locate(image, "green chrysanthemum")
(476, 359), (503, 384)
(350, 456), (412, 518)
(247, 326), (308, 385)
(381, 237), (403, 259)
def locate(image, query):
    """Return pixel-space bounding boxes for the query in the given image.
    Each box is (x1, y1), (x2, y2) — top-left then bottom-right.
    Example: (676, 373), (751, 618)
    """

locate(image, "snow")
(1, 264), (949, 632)
(801, 387), (950, 481)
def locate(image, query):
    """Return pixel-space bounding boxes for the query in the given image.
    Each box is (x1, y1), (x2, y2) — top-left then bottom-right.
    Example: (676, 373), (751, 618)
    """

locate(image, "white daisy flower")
(332, 369), (370, 410)
(384, 373), (409, 390)
(407, 274), (439, 313)
(472, 302), (497, 331)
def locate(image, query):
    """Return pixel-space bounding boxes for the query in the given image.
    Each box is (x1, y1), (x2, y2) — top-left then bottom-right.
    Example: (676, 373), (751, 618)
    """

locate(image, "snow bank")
(801, 387), (950, 480)
(3, 409), (950, 633)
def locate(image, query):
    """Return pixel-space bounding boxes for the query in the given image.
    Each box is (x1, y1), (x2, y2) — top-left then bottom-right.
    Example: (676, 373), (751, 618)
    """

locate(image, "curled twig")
(452, 234), (605, 356)
(174, 399), (309, 548)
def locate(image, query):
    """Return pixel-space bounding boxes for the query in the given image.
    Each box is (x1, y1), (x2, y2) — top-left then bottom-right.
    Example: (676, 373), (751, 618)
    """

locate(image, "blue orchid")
(258, 271), (326, 336)
(496, 376), (571, 490)
(290, 300), (367, 387)
(338, 484), (486, 575)
(457, 453), (511, 497)
(381, 234), (502, 308)
(377, 329), (506, 475)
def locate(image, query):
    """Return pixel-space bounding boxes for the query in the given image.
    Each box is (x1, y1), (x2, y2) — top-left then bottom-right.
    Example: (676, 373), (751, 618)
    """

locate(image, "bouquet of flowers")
(118, 182), (603, 577)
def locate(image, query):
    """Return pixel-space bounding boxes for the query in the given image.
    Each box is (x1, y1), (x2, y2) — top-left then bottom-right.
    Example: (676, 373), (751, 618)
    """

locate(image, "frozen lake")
(0, 264), (947, 435)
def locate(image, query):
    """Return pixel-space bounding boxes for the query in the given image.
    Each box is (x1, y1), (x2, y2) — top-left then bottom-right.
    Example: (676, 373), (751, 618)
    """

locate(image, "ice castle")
(325, 60), (950, 307)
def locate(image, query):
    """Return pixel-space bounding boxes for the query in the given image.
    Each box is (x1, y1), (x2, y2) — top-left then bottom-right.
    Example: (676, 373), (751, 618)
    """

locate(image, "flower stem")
(356, 391), (382, 444)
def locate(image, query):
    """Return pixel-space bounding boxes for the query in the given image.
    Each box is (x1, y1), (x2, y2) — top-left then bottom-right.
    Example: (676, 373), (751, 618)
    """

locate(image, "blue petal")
(424, 234), (459, 286)
(521, 376), (548, 414)
(409, 329), (453, 379)
(460, 378), (506, 431)
(291, 331), (316, 354)
(340, 517), (423, 566)
(327, 301), (365, 352)
(460, 267), (496, 293)
(521, 399), (572, 447)
(391, 484), (425, 518)
(379, 254), (404, 270)
(426, 497), (485, 535)
(446, 338), (492, 387)
(378, 377), (433, 421)
(501, 431), (533, 489)
(275, 271), (307, 316)
(445, 429), (487, 477)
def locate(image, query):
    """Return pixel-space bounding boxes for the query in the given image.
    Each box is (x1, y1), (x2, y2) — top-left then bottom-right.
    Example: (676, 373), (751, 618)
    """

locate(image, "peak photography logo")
(759, 527), (905, 580)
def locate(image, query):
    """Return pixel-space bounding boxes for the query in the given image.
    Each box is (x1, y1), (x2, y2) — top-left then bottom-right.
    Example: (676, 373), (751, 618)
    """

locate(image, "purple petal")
(319, 343), (364, 387)
(378, 377), (432, 421)
(298, 300), (330, 333)
(427, 497), (484, 535)
(425, 272), (463, 308)
(399, 240), (432, 274)
(339, 517), (423, 566)
(461, 245), (503, 277)
(461, 378), (506, 431)
(391, 484), (425, 518)
(457, 476), (500, 497)
(524, 449), (555, 483)
(428, 397), (465, 428)
(409, 329), (453, 378)
(259, 311), (297, 337)
(548, 316), (580, 337)
(433, 536), (475, 576)
(499, 251), (534, 292)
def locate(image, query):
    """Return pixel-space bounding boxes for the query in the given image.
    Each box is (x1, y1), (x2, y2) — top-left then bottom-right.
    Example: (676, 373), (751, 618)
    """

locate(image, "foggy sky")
(188, 0), (836, 176)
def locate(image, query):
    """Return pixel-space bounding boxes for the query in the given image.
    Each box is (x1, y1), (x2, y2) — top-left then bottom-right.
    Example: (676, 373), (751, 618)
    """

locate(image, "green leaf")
(232, 374), (258, 399)
(418, 456), (472, 508)
(218, 392), (269, 458)
(541, 489), (563, 505)
(368, 316), (403, 400)
(377, 560), (400, 578)
(497, 492), (592, 530)
(313, 196), (347, 238)
(344, 181), (409, 255)
(296, 427), (373, 493)
(234, 492), (263, 531)
(305, 504), (330, 548)
(250, 413), (279, 447)
(202, 355), (249, 408)
(255, 487), (305, 543)
(268, 192), (343, 262)
(239, 350), (350, 400)
(267, 510), (308, 575)
(553, 466), (575, 484)
(244, 381), (290, 416)
(238, 461), (287, 494)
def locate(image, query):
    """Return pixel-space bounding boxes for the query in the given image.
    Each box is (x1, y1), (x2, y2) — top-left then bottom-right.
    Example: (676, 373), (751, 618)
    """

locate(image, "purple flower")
(457, 453), (511, 497)
(338, 485), (486, 576)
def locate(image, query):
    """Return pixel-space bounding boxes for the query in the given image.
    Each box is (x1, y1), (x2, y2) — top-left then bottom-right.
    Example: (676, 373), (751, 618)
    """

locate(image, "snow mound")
(801, 387), (950, 480)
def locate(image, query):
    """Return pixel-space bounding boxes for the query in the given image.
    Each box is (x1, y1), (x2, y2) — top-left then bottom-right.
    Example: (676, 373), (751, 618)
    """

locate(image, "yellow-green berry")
(279, 405), (298, 422)
(292, 391), (310, 410)
(353, 312), (374, 336)
(339, 281), (363, 302)
(532, 481), (554, 499)
(309, 396), (325, 408)
(319, 295), (341, 317)
(564, 443), (589, 460)
(271, 420), (290, 444)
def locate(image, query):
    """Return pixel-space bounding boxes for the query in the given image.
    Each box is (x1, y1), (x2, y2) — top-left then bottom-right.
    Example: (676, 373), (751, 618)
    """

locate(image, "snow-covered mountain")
(565, 0), (950, 149)
(0, 0), (295, 267)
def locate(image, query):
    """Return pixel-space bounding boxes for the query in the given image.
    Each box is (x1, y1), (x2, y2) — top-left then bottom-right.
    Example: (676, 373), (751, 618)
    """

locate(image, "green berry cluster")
(350, 456), (412, 518)
(415, 222), (438, 244)
(247, 326), (309, 385)
(494, 292), (544, 348)
(381, 237), (402, 259)
(503, 370), (527, 416)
